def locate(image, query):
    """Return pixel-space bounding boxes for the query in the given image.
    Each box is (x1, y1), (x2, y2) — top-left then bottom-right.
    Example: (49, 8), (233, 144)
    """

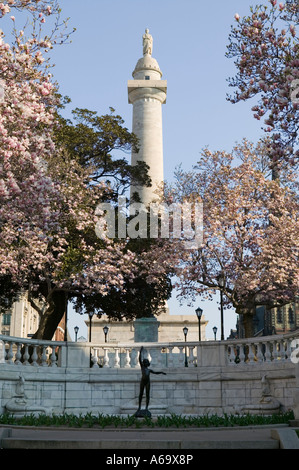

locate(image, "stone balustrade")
(90, 343), (198, 369)
(0, 335), (63, 367)
(226, 331), (299, 365)
(1, 329), (298, 370)
(0, 331), (298, 417)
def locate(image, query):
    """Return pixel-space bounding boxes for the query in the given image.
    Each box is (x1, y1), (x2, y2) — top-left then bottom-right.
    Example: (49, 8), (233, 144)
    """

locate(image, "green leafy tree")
(55, 105), (151, 198)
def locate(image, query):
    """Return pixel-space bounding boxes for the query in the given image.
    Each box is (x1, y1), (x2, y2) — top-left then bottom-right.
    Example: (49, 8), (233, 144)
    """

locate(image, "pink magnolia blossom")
(167, 141), (299, 338)
(227, 0), (299, 167)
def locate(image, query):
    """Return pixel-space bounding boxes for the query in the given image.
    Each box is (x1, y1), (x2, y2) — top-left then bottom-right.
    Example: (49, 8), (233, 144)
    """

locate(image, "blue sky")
(7, 0), (268, 340)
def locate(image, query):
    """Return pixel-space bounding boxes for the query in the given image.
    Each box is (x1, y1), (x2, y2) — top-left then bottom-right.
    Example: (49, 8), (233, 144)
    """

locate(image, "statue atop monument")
(143, 28), (153, 56)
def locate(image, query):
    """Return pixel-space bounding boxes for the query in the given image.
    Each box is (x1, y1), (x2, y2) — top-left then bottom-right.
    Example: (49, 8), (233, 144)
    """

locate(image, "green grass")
(0, 410), (294, 429)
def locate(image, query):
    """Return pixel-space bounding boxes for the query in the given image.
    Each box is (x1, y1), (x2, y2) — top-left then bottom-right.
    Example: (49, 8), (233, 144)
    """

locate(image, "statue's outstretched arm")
(149, 369), (167, 375)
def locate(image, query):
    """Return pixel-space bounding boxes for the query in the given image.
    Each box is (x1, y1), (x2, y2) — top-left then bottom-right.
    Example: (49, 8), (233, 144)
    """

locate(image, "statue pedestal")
(134, 316), (160, 343)
(134, 409), (151, 419)
(120, 398), (168, 417)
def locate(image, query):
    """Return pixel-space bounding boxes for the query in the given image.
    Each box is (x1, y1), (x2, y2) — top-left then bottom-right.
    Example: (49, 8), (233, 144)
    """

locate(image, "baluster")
(14, 343), (22, 365)
(282, 340), (287, 361)
(41, 345), (48, 366)
(156, 347), (162, 367)
(91, 348), (99, 368)
(280, 339), (286, 362)
(124, 348), (131, 368)
(178, 346), (185, 367)
(256, 343), (264, 363)
(272, 341), (279, 362)
(248, 344), (255, 363)
(23, 344), (30, 365)
(239, 344), (245, 363)
(50, 345), (57, 367)
(114, 348), (120, 368)
(0, 341), (6, 363)
(6, 342), (14, 364)
(147, 348), (156, 367)
(285, 339), (291, 362)
(167, 346), (174, 368)
(228, 345), (236, 364)
(133, 349), (140, 368)
(188, 346), (196, 367)
(264, 342), (272, 362)
(103, 348), (110, 368)
(31, 345), (38, 366)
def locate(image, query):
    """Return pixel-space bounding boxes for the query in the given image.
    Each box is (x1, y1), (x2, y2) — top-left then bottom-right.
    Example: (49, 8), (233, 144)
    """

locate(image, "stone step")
(0, 426), (280, 449)
(1, 438), (279, 449)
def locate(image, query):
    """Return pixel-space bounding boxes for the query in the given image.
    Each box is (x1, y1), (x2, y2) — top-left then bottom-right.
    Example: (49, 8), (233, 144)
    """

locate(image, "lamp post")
(218, 273), (225, 340)
(63, 293), (68, 342)
(195, 306), (203, 341)
(88, 312), (94, 343)
(213, 326), (217, 341)
(74, 326), (79, 342)
(183, 326), (188, 367)
(103, 325), (109, 343)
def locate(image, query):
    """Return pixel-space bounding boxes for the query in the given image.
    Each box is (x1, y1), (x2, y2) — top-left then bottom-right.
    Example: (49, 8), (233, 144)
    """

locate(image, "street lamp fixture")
(195, 306), (203, 341)
(218, 273), (225, 340)
(212, 326), (217, 341)
(103, 325), (109, 343)
(183, 326), (188, 367)
(88, 312), (94, 343)
(74, 326), (79, 342)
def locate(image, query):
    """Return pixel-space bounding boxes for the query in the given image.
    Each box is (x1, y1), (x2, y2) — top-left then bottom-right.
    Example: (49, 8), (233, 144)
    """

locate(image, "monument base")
(134, 316), (160, 343)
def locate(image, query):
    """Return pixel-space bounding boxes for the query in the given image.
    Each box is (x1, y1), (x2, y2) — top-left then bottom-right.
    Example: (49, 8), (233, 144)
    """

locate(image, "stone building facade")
(0, 294), (65, 341)
(87, 309), (208, 344)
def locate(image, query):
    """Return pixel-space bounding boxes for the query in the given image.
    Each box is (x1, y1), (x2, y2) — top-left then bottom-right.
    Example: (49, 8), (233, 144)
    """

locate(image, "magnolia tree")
(169, 141), (299, 338)
(0, 5), (60, 288)
(26, 151), (143, 340)
(0, 1), (176, 340)
(0, 27), (139, 339)
(227, 0), (299, 175)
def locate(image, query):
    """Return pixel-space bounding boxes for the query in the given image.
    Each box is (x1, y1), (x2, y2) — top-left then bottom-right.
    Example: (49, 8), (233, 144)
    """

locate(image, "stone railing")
(90, 342), (198, 369)
(1, 331), (298, 417)
(225, 330), (299, 365)
(0, 335), (63, 367)
(1, 329), (298, 370)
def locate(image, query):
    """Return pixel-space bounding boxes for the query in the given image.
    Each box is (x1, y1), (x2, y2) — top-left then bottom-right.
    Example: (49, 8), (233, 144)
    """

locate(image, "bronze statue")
(135, 346), (166, 418)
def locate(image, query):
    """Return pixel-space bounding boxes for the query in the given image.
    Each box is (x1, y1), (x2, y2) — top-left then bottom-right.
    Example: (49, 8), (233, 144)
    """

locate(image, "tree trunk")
(242, 311), (255, 338)
(32, 290), (67, 340)
(236, 302), (256, 338)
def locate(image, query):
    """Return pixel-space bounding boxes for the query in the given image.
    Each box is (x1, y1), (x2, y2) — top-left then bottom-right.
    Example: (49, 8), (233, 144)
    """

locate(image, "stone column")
(128, 29), (167, 206)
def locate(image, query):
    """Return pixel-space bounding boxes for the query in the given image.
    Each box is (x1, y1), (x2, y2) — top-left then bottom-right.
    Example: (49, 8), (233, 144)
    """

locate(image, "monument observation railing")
(0, 330), (298, 369)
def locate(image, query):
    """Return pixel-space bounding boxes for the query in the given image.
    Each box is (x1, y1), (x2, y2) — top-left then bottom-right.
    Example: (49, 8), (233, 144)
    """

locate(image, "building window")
(145, 76), (150, 80)
(2, 313), (11, 326)
(288, 307), (294, 323)
(276, 307), (283, 323)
